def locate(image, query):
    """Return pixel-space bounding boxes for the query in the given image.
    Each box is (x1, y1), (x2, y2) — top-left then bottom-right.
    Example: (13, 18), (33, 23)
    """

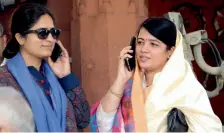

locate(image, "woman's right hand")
(101, 46), (134, 112)
(116, 46), (134, 85)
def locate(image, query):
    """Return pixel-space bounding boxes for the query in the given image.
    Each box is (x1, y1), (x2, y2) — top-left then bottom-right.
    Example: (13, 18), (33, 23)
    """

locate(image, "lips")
(139, 56), (150, 62)
(42, 45), (53, 48)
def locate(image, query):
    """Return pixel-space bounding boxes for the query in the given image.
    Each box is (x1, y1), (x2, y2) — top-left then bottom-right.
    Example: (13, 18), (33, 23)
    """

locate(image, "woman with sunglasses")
(0, 3), (90, 132)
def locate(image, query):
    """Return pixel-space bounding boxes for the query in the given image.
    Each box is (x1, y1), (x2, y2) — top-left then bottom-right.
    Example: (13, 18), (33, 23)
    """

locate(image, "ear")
(15, 33), (25, 46)
(167, 46), (175, 58)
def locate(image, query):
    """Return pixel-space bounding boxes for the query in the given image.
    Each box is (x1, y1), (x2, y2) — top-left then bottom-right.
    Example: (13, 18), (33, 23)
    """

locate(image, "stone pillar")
(47, 0), (72, 54)
(71, 0), (148, 107)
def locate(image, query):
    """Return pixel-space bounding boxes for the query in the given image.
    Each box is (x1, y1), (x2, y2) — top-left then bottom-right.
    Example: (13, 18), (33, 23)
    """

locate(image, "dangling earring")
(167, 55), (170, 60)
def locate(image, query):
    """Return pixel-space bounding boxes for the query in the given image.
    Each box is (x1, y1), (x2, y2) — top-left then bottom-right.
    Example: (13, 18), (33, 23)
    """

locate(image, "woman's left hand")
(47, 40), (71, 78)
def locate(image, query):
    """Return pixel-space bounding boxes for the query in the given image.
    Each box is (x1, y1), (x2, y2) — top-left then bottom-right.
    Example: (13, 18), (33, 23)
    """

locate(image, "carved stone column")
(71, 0), (148, 107)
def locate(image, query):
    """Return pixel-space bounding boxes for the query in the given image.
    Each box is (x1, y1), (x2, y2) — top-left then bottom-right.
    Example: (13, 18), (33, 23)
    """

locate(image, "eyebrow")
(137, 38), (144, 41)
(137, 37), (160, 43)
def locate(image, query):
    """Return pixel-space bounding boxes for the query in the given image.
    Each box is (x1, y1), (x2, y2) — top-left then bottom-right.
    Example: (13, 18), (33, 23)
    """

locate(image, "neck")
(144, 68), (162, 87)
(20, 50), (42, 70)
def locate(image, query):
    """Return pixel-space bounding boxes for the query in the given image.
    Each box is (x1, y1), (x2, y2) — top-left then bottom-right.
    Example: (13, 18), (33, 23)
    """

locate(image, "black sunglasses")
(23, 28), (61, 40)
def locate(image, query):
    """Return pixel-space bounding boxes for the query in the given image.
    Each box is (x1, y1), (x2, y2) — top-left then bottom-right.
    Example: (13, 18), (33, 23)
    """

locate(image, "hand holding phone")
(51, 43), (62, 62)
(125, 37), (136, 71)
(48, 41), (71, 78)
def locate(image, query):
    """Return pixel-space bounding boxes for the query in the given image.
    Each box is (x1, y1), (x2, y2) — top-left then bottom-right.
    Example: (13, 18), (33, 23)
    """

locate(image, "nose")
(46, 33), (55, 43)
(140, 42), (149, 53)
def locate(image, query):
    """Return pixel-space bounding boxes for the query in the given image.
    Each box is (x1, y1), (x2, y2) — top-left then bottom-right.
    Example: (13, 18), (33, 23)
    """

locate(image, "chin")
(138, 63), (150, 70)
(39, 52), (52, 58)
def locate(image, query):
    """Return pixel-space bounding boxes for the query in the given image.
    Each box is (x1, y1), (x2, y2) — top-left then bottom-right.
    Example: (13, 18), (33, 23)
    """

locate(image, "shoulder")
(0, 65), (9, 72)
(0, 65), (21, 91)
(0, 65), (12, 79)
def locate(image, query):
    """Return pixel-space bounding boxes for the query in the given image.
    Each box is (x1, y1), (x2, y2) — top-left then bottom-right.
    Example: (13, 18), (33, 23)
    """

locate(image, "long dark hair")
(3, 3), (55, 59)
(137, 18), (177, 49)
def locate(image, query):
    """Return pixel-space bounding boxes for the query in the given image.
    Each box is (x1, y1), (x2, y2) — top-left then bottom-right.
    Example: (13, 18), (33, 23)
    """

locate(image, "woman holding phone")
(91, 18), (222, 132)
(0, 3), (90, 132)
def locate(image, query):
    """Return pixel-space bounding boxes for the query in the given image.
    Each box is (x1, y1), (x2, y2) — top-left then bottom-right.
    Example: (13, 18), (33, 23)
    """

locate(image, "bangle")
(109, 89), (123, 98)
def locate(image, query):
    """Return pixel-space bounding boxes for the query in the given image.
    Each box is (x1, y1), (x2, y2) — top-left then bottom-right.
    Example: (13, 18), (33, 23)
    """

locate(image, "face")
(136, 28), (175, 72)
(17, 14), (56, 59)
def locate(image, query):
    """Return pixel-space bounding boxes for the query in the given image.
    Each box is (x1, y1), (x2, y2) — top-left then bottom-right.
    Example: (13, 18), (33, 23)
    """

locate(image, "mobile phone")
(51, 43), (62, 62)
(125, 37), (136, 71)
